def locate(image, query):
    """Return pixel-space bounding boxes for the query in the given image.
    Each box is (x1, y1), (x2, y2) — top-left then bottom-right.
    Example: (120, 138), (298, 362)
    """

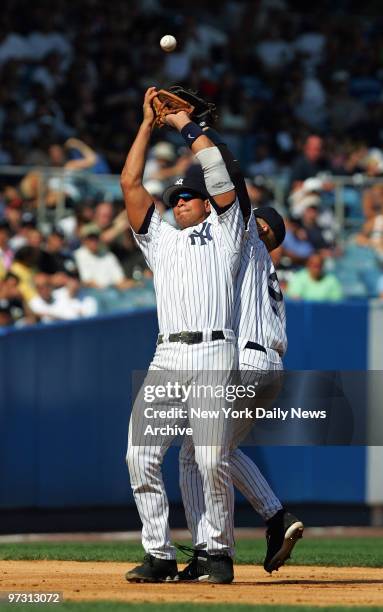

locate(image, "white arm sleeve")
(195, 146), (234, 196)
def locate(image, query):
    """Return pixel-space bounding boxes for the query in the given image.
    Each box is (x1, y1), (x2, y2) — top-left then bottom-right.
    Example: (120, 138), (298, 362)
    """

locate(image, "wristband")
(180, 122), (204, 148)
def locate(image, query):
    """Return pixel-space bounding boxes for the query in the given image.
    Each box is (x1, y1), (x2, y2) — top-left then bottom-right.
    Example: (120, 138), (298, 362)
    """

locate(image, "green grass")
(0, 538), (382, 567)
(237, 537), (383, 567)
(0, 605), (381, 612)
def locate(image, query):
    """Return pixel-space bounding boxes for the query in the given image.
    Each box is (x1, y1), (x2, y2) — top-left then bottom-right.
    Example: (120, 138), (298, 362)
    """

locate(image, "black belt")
(244, 341), (266, 353)
(157, 331), (225, 345)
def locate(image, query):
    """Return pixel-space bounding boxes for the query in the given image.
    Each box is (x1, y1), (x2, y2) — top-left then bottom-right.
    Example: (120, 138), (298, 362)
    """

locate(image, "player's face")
(256, 220), (277, 252)
(172, 192), (210, 229)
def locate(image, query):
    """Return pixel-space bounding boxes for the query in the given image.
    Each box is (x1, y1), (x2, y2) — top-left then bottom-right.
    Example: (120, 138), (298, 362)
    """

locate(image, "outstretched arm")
(120, 87), (158, 232)
(202, 127), (251, 224)
(64, 138), (97, 171)
(165, 112), (236, 209)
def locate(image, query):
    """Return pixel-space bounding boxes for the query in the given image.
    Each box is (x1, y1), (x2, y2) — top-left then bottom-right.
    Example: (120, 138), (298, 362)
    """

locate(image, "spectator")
(58, 201), (95, 242)
(362, 184), (383, 221)
(0, 220), (13, 273)
(300, 201), (334, 253)
(287, 253), (343, 302)
(20, 137), (99, 208)
(40, 227), (76, 273)
(29, 272), (96, 322)
(360, 148), (383, 178)
(0, 299), (13, 327)
(64, 137), (110, 174)
(294, 73), (328, 130)
(280, 217), (315, 268)
(47, 137), (97, 172)
(93, 202), (114, 231)
(143, 142), (191, 182)
(0, 272), (32, 325)
(26, 227), (44, 249)
(255, 26), (294, 71)
(0, 24), (30, 66)
(327, 73), (366, 134)
(355, 210), (383, 258)
(38, 227), (78, 290)
(3, 199), (23, 248)
(74, 224), (134, 290)
(289, 135), (330, 190)
(91, 203), (148, 277)
(10, 246), (40, 301)
(247, 143), (278, 177)
(27, 13), (72, 67)
(293, 22), (325, 68)
(245, 176), (277, 209)
(3, 2), (383, 311)
(53, 272), (98, 319)
(9, 212), (38, 251)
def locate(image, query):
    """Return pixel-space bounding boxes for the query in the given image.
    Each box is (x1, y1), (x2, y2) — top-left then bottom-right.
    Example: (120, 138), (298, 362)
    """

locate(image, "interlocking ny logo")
(175, 178), (184, 185)
(189, 221), (213, 246)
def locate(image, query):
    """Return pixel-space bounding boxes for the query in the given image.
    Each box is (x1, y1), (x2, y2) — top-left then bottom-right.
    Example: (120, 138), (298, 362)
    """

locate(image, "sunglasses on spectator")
(170, 192), (199, 207)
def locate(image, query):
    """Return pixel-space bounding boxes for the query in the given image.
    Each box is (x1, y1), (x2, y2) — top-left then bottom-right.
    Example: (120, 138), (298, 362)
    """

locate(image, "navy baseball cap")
(162, 164), (210, 208)
(253, 206), (286, 247)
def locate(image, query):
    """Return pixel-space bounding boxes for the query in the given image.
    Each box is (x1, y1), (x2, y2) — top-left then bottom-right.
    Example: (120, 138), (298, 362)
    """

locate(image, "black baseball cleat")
(125, 554), (178, 583)
(263, 510), (304, 574)
(175, 545), (209, 582)
(206, 553), (234, 584)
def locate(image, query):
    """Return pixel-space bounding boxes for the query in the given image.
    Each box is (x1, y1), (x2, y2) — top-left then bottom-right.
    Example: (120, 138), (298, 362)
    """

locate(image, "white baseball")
(160, 35), (177, 53)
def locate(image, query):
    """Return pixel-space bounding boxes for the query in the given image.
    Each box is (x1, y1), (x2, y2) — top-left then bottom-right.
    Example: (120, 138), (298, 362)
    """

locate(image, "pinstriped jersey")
(133, 202), (244, 335)
(234, 213), (287, 356)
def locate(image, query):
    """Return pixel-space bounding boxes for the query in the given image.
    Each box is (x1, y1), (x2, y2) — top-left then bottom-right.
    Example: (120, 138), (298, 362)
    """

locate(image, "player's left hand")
(142, 87), (158, 127)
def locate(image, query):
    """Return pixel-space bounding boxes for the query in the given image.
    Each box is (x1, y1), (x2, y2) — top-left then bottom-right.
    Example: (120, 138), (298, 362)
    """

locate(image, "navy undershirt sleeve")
(137, 203), (155, 234)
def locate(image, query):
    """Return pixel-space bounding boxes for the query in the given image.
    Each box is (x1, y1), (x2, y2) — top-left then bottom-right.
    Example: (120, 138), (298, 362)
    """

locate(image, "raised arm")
(164, 111), (236, 209)
(64, 138), (97, 171)
(120, 87), (158, 232)
(202, 127), (251, 224)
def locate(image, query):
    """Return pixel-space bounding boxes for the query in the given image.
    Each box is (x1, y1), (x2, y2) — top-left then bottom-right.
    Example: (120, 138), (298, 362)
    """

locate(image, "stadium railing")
(1, 166), (382, 235)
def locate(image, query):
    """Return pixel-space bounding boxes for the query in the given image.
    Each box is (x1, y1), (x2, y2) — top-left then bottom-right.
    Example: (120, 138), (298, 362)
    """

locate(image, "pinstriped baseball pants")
(179, 353), (283, 549)
(126, 337), (237, 560)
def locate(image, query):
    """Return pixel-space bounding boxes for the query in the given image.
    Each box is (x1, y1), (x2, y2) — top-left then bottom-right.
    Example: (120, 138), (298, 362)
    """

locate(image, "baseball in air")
(160, 35), (177, 52)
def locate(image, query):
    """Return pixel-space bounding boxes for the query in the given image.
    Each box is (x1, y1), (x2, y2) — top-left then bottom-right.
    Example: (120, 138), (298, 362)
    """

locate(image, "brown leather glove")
(152, 89), (195, 128)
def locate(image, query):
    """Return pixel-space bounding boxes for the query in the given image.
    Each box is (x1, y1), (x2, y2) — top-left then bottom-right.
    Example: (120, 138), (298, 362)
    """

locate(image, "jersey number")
(268, 271), (283, 316)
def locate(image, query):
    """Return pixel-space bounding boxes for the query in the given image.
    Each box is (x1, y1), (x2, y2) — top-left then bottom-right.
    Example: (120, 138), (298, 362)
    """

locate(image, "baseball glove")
(167, 86), (218, 125)
(152, 89), (195, 128)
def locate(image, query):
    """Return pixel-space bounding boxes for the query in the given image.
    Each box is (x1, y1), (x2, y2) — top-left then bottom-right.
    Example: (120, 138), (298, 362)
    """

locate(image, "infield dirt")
(1, 561), (382, 607)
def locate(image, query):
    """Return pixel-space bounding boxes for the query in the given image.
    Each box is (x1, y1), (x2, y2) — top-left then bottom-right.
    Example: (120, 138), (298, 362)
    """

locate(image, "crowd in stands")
(1, 0), (383, 327)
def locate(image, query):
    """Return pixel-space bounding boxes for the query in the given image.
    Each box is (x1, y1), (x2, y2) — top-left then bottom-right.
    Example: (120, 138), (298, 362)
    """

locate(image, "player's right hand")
(142, 87), (158, 126)
(164, 110), (191, 129)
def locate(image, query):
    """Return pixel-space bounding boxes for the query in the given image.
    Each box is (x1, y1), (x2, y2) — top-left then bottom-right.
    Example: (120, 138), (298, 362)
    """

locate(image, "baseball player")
(176, 128), (304, 580)
(122, 88), (251, 584)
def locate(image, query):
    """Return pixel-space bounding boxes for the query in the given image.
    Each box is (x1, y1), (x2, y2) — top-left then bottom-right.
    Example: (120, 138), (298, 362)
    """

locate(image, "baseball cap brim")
(162, 165), (210, 207)
(162, 185), (208, 208)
